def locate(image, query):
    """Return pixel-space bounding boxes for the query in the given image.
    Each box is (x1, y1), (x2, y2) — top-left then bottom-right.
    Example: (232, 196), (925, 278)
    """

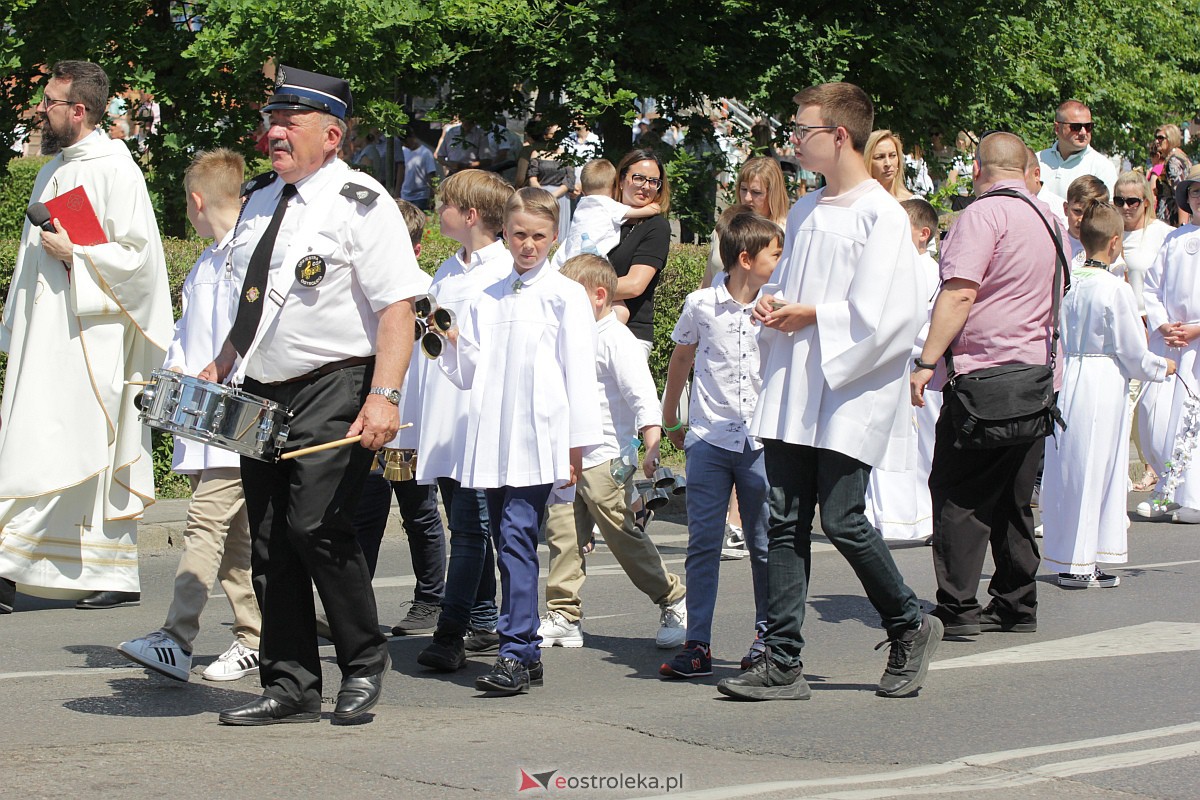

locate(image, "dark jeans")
(762, 440), (922, 669)
(242, 367), (388, 710)
(436, 477), (498, 634)
(929, 407), (1041, 624)
(354, 473), (446, 604)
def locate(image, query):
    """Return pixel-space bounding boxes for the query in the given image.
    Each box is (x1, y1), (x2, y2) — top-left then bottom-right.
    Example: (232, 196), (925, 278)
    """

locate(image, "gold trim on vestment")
(0, 529), (137, 551)
(81, 250), (170, 353)
(0, 465), (106, 501)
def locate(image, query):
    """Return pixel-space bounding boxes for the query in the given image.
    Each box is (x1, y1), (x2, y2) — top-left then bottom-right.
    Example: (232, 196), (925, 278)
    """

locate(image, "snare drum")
(138, 370), (292, 461)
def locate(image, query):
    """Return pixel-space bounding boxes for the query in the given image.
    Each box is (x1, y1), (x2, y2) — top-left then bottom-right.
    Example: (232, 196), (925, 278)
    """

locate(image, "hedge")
(0, 220), (708, 496)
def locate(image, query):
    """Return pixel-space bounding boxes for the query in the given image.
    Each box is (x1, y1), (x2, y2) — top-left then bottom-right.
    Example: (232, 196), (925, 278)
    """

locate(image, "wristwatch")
(368, 386), (401, 405)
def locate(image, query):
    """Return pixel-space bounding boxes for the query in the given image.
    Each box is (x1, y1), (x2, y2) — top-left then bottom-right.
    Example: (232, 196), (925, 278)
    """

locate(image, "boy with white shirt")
(717, 83), (940, 702)
(658, 207), (779, 679)
(437, 188), (602, 695)
(410, 170), (516, 672)
(537, 254), (687, 652)
(118, 149), (262, 682)
(550, 159), (660, 268)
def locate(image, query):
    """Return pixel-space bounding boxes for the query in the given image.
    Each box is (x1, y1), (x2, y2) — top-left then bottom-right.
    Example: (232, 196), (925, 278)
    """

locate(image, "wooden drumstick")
(125, 380), (152, 386)
(279, 423), (413, 460)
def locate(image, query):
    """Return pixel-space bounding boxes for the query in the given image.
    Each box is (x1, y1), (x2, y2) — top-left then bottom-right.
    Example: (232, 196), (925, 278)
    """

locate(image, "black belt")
(265, 355), (375, 387)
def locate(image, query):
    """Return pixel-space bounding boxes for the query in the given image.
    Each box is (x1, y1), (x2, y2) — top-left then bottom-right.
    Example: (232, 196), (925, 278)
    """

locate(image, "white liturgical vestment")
(0, 130), (173, 594)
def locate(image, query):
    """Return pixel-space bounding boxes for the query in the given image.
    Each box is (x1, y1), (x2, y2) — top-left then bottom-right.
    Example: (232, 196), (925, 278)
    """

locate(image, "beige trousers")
(162, 468), (261, 651)
(544, 460), (685, 622)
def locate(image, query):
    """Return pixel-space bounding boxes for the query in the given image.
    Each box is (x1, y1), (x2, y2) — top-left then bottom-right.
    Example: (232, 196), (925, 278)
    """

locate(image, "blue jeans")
(487, 484), (552, 665)
(436, 477), (498, 633)
(354, 473), (445, 604)
(762, 440), (921, 669)
(683, 437), (769, 644)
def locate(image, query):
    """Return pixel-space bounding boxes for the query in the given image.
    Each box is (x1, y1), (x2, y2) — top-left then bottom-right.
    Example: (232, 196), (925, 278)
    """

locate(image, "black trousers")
(241, 365), (388, 710)
(354, 473), (446, 602)
(929, 404), (1042, 625)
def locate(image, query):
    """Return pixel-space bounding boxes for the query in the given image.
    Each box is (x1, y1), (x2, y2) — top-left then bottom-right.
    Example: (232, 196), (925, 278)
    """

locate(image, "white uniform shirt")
(671, 280), (763, 453)
(588, 311), (660, 468)
(550, 195), (630, 269)
(399, 240), (514, 478)
(231, 158), (430, 383)
(750, 180), (924, 471)
(1037, 144), (1119, 197)
(439, 263), (602, 489)
(400, 143), (437, 203)
(163, 231), (241, 472)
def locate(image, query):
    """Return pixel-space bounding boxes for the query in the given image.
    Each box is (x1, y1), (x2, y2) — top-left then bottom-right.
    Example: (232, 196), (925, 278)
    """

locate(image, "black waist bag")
(944, 363), (1060, 450)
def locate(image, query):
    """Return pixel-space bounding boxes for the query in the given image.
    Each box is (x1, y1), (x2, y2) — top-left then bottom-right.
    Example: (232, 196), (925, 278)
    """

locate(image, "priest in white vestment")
(0, 61), (172, 607)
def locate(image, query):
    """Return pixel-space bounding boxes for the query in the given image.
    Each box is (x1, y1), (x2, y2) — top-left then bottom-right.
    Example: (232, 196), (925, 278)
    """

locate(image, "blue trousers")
(487, 484), (552, 664)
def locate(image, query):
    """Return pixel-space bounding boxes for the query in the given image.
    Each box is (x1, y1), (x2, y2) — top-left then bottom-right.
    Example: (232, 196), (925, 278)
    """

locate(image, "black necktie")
(229, 183), (297, 356)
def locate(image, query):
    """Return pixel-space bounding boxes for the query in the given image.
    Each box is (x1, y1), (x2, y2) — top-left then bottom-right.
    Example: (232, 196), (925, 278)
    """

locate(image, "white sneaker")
(656, 596), (687, 649)
(118, 631), (191, 682)
(537, 611), (584, 648)
(1034, 524), (1043, 538)
(721, 524), (748, 560)
(1172, 506), (1200, 524)
(1136, 500), (1178, 518)
(201, 640), (260, 681)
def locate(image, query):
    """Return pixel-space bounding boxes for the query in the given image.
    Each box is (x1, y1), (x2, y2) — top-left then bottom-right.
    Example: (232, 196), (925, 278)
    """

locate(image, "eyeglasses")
(628, 173), (662, 190)
(38, 95), (72, 110)
(792, 124), (839, 141)
(1154, 134), (1168, 142)
(1112, 196), (1143, 208)
(1058, 121), (1095, 133)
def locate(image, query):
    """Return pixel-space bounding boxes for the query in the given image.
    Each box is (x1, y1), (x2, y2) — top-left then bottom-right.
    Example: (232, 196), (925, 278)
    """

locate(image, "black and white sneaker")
(202, 640), (260, 681)
(118, 631), (192, 682)
(1059, 570), (1120, 589)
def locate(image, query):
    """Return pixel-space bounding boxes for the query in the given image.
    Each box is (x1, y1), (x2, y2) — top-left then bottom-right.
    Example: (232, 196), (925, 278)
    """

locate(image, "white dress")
(1139, 224), (1200, 498)
(1042, 267), (1168, 572)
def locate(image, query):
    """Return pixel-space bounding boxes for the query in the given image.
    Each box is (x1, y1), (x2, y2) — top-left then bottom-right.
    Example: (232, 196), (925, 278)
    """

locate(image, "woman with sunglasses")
(606, 149), (672, 355)
(1151, 125), (1192, 226)
(1112, 172), (1175, 492)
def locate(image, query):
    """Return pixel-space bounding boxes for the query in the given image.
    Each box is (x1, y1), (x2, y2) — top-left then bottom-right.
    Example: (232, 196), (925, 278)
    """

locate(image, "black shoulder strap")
(233, 171), (277, 232)
(944, 187), (1068, 378)
(340, 181), (379, 207)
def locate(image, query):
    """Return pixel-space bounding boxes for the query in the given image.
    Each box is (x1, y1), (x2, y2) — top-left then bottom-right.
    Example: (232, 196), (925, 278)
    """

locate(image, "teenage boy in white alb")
(538, 254), (686, 652)
(118, 149), (262, 682)
(717, 82), (940, 702)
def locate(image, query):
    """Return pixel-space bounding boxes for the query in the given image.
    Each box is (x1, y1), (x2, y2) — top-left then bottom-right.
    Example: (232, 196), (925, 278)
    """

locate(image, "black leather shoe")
(528, 660), (544, 686)
(417, 632), (466, 672)
(218, 696), (320, 726)
(475, 656), (530, 695)
(979, 604), (1037, 632)
(0, 578), (15, 614)
(334, 653), (390, 720)
(75, 590), (140, 610)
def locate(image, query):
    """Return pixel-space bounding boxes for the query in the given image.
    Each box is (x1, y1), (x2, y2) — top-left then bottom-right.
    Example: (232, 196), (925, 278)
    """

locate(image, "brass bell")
(379, 448), (417, 482)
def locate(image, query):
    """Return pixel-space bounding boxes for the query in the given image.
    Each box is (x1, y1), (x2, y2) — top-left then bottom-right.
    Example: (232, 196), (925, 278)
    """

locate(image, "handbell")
(652, 465), (675, 489)
(421, 330), (445, 359)
(429, 306), (456, 334)
(642, 485), (671, 510)
(414, 318), (427, 342)
(670, 474), (686, 496)
(413, 293), (437, 319)
(379, 448), (417, 482)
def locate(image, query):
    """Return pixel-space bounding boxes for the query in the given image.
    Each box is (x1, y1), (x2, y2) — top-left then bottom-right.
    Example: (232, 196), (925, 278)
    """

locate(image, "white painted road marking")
(930, 621), (1200, 671)
(0, 667), (143, 680)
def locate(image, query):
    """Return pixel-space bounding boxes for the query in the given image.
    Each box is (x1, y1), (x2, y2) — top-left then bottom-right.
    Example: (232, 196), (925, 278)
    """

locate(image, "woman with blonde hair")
(1152, 124), (1191, 226)
(864, 130), (913, 201)
(701, 156), (790, 288)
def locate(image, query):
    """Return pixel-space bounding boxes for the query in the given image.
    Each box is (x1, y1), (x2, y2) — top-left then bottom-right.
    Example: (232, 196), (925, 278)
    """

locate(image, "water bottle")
(581, 232), (599, 255)
(610, 437), (639, 483)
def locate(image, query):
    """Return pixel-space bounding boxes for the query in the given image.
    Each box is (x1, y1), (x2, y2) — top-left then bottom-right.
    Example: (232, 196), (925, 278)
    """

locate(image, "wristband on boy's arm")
(663, 420), (684, 432)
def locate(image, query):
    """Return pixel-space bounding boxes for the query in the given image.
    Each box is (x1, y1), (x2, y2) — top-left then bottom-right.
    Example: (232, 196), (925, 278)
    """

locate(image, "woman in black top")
(607, 149), (672, 350)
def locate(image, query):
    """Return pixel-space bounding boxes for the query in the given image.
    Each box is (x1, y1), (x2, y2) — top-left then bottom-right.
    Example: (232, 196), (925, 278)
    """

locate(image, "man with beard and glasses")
(0, 60), (172, 615)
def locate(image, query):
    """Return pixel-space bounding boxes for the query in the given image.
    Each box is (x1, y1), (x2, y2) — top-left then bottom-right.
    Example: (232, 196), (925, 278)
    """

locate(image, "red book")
(43, 186), (108, 246)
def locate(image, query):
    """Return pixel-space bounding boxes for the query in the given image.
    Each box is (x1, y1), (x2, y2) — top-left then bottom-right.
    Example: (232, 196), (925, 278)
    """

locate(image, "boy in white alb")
(864, 198), (942, 541)
(1042, 201), (1172, 587)
(538, 254), (687, 652)
(118, 149), (262, 682)
(439, 188), (602, 695)
(659, 207), (780, 680)
(717, 83), (940, 702)
(550, 159), (660, 268)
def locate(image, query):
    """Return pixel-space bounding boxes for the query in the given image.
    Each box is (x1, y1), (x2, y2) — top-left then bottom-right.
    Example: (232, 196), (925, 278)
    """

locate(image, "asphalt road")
(2, 495), (1197, 800)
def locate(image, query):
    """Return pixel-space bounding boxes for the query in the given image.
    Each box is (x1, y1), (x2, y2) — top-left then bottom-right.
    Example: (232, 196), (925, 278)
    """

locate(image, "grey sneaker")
(875, 614), (942, 698)
(464, 626), (500, 653)
(716, 653), (811, 701)
(391, 601), (440, 635)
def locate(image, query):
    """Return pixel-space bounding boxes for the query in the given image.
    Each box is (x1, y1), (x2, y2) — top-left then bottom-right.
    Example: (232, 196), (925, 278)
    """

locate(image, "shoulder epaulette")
(241, 171), (276, 198)
(340, 182), (379, 207)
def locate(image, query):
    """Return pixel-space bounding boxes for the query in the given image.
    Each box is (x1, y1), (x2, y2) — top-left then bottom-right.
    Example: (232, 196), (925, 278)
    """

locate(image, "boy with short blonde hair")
(539, 253), (687, 651)
(550, 158), (660, 268)
(118, 148), (263, 683)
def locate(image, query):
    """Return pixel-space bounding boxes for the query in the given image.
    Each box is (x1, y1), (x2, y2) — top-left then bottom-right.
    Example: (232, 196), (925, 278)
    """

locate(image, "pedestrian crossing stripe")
(930, 621), (1200, 670)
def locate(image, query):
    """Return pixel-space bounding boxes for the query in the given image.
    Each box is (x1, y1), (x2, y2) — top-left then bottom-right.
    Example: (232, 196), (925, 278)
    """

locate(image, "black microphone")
(26, 202), (56, 232)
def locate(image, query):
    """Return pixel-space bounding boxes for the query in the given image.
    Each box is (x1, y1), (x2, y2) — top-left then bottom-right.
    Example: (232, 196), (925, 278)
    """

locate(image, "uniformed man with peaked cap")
(201, 65), (430, 725)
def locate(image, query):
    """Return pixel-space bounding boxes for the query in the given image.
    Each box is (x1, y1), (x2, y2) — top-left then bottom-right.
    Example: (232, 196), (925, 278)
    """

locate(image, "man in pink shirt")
(910, 132), (1067, 638)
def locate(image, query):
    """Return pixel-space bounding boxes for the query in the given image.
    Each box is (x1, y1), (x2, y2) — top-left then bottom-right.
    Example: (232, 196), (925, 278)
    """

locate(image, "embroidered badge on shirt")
(1187, 238), (1200, 255)
(245, 287), (261, 303)
(295, 254), (326, 287)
